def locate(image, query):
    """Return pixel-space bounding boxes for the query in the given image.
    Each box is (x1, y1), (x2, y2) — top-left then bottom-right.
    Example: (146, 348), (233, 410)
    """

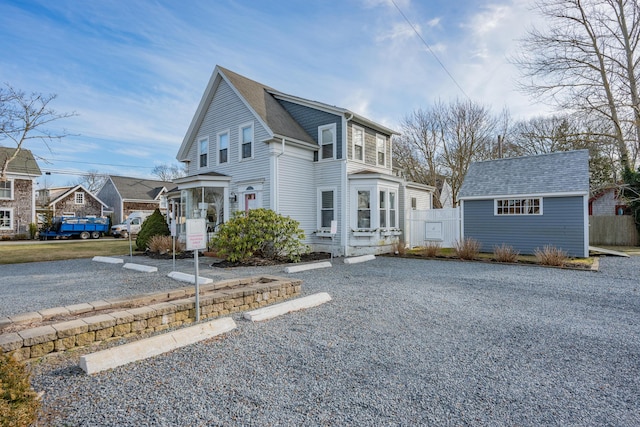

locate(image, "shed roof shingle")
(458, 150), (590, 199)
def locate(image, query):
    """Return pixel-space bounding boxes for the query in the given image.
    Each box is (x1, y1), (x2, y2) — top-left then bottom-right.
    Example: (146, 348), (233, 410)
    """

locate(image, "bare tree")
(514, 0), (640, 170)
(395, 99), (498, 206)
(74, 169), (108, 193)
(0, 84), (75, 180)
(152, 163), (186, 181)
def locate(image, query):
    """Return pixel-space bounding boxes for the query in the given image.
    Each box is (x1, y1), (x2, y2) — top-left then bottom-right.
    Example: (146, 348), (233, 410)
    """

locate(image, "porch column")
(223, 187), (230, 223)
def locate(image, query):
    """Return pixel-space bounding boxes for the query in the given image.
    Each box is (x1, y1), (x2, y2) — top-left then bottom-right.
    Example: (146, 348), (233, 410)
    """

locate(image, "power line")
(390, 0), (471, 100)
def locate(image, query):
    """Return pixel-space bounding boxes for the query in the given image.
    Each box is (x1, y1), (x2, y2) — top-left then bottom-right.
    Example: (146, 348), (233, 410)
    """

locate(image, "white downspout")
(274, 138), (285, 213)
(342, 113), (353, 256)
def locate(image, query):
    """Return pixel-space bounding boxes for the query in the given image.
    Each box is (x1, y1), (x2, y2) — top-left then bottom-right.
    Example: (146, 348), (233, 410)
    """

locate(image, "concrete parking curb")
(79, 317), (237, 374)
(123, 263), (158, 273)
(167, 271), (213, 285)
(243, 292), (332, 322)
(284, 261), (332, 273)
(92, 256), (124, 264)
(344, 254), (375, 264)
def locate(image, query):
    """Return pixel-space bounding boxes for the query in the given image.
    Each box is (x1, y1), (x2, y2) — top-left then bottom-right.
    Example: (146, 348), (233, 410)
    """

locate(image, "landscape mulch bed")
(210, 252), (331, 268)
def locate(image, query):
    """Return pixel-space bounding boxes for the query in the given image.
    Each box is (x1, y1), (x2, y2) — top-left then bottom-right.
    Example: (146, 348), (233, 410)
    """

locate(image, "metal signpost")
(330, 220), (337, 261)
(127, 222), (133, 262)
(185, 218), (207, 322)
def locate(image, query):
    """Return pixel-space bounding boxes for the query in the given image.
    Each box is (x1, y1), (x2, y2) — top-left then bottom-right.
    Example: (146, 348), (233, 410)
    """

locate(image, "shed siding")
(278, 100), (342, 159)
(463, 196), (586, 257)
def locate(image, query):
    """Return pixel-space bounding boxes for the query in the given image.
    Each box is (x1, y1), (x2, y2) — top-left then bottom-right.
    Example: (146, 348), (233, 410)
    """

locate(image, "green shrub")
(210, 208), (308, 263)
(534, 245), (568, 266)
(454, 238), (481, 260)
(135, 209), (170, 251)
(0, 353), (40, 427)
(493, 243), (519, 263)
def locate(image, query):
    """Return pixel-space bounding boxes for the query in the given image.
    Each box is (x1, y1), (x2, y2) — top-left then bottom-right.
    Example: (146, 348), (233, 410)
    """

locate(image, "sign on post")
(186, 218), (207, 322)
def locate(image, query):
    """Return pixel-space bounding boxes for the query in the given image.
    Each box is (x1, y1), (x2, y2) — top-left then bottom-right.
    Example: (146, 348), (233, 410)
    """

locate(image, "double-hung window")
(357, 190), (371, 228)
(319, 124), (336, 160)
(0, 180), (13, 200)
(218, 131), (229, 164)
(318, 189), (336, 229)
(0, 208), (12, 230)
(240, 123), (253, 160)
(379, 190), (397, 229)
(353, 126), (364, 162)
(198, 137), (208, 168)
(376, 135), (386, 166)
(75, 192), (85, 205)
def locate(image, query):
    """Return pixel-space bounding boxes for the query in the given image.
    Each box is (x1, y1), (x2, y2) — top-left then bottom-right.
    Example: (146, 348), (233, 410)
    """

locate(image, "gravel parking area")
(2, 255), (639, 426)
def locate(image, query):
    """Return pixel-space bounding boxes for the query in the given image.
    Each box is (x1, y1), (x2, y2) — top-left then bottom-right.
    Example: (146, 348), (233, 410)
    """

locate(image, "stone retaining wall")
(0, 275), (301, 361)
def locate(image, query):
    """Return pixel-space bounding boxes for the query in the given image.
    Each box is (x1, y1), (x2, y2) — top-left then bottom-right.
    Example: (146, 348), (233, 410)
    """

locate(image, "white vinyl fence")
(407, 207), (461, 248)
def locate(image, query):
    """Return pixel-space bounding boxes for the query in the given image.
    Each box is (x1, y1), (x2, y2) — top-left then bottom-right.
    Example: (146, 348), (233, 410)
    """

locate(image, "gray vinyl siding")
(278, 100), (343, 159)
(278, 150), (316, 243)
(463, 196), (586, 257)
(187, 78), (272, 209)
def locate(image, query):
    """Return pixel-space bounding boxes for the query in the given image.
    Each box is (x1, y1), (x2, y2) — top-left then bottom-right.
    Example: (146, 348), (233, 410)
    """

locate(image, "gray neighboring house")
(97, 176), (173, 225)
(458, 150), (590, 258)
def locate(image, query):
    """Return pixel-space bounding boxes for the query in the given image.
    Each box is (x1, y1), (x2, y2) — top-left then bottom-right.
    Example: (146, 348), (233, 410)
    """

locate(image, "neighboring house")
(174, 66), (434, 256)
(97, 175), (173, 225)
(437, 177), (453, 209)
(589, 186), (630, 216)
(36, 185), (108, 223)
(458, 150), (590, 258)
(0, 147), (42, 238)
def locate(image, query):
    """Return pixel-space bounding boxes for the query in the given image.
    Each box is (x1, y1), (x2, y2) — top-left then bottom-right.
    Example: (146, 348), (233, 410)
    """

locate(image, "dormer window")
(376, 135), (386, 167)
(319, 124), (336, 160)
(353, 126), (364, 162)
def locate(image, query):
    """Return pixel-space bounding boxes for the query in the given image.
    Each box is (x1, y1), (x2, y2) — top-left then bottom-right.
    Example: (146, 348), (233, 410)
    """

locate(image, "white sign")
(170, 220), (176, 237)
(330, 220), (338, 235)
(185, 218), (207, 250)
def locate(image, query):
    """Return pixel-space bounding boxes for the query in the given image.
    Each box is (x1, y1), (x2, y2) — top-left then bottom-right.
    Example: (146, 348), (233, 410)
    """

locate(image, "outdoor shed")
(458, 150), (590, 258)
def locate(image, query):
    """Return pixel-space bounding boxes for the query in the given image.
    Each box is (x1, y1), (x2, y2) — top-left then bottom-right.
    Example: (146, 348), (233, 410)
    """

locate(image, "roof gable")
(0, 147), (42, 177)
(458, 150), (590, 199)
(47, 184), (108, 207)
(108, 175), (173, 201)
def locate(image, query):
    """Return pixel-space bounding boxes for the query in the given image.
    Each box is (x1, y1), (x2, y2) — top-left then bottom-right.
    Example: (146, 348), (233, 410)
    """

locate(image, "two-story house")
(174, 66), (433, 256)
(0, 147), (41, 238)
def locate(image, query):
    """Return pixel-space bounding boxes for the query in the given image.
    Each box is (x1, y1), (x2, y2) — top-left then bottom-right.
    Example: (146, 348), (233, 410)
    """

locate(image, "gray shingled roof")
(219, 67), (316, 144)
(0, 147), (42, 176)
(458, 150), (590, 199)
(109, 176), (174, 201)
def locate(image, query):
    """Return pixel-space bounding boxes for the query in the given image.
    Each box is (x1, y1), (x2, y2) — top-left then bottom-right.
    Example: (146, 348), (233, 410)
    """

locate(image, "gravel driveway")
(2, 255), (639, 426)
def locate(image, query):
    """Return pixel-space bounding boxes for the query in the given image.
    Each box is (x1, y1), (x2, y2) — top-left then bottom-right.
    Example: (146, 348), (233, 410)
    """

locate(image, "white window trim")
(0, 207), (13, 230)
(376, 134), (386, 167)
(217, 130), (230, 165)
(317, 187), (337, 230)
(238, 121), (254, 161)
(75, 192), (85, 205)
(352, 186), (375, 231)
(352, 125), (364, 162)
(318, 123), (337, 161)
(198, 137), (209, 169)
(0, 179), (13, 200)
(494, 197), (543, 215)
(379, 188), (398, 230)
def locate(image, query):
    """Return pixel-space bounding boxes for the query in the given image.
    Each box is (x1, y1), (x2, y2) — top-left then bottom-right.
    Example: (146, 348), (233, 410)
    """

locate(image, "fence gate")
(408, 207), (461, 248)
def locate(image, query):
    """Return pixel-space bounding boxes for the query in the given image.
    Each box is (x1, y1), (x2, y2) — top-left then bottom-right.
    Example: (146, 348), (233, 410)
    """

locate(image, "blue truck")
(39, 217), (110, 240)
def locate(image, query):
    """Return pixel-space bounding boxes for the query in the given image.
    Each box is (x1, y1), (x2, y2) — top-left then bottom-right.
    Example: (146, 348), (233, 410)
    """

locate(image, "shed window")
(75, 192), (85, 205)
(495, 198), (542, 215)
(0, 208), (12, 229)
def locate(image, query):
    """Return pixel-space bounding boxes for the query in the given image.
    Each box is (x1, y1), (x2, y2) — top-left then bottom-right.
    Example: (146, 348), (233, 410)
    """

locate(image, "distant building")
(0, 147), (41, 238)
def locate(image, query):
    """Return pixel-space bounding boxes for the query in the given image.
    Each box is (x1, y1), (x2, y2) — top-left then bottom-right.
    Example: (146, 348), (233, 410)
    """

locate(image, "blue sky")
(0, 0), (543, 188)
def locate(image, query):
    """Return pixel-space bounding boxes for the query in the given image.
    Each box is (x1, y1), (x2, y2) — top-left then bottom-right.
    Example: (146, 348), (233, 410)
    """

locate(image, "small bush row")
(415, 239), (569, 266)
